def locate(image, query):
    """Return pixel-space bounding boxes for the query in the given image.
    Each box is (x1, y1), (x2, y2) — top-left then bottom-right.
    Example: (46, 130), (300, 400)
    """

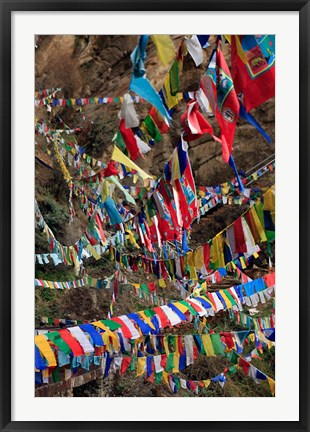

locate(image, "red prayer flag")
(58, 329), (85, 357)
(120, 357), (131, 374)
(231, 35), (275, 112)
(201, 42), (239, 162)
(149, 106), (169, 133)
(119, 119), (141, 161)
(233, 218), (247, 253)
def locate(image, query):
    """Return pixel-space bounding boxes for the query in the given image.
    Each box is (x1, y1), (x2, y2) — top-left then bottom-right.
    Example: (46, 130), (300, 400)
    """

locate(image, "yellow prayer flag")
(150, 35), (176, 66)
(201, 334), (215, 357)
(203, 379), (211, 388)
(172, 353), (180, 373)
(138, 311), (156, 330)
(111, 146), (154, 181)
(194, 247), (205, 269)
(92, 321), (109, 331)
(137, 357), (146, 377)
(42, 368), (50, 379)
(200, 295), (214, 310)
(158, 279), (166, 288)
(86, 244), (101, 260)
(222, 186), (230, 195)
(189, 265), (198, 280)
(267, 377), (275, 396)
(263, 188), (275, 221)
(109, 331), (120, 351)
(163, 73), (183, 109)
(125, 229), (140, 249)
(174, 302), (188, 314)
(163, 336), (170, 355)
(162, 370), (169, 384)
(240, 257), (247, 269)
(220, 291), (233, 309)
(35, 335), (57, 367)
(101, 333), (113, 352)
(210, 234), (225, 269)
(101, 179), (110, 203)
(249, 334), (255, 343)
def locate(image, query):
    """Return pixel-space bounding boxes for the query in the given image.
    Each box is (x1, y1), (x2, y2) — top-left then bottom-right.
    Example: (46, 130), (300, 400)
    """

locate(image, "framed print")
(1, 1), (309, 431)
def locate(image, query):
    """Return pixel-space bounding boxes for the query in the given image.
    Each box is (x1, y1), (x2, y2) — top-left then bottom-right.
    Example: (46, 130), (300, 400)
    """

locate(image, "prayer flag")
(231, 35), (275, 112)
(201, 42), (239, 162)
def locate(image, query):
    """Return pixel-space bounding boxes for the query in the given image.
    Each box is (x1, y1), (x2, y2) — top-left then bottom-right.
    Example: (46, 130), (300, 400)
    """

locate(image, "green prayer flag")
(255, 202), (265, 228)
(226, 350), (239, 365)
(174, 376), (181, 390)
(179, 300), (198, 316)
(146, 198), (157, 218)
(144, 115), (162, 142)
(140, 283), (149, 293)
(223, 289), (236, 306)
(169, 60), (179, 96)
(129, 357), (136, 372)
(227, 365), (237, 375)
(266, 231), (275, 242)
(165, 353), (175, 372)
(143, 308), (156, 318)
(52, 367), (60, 383)
(46, 332), (71, 355)
(168, 335), (176, 350)
(210, 334), (225, 355)
(138, 187), (147, 201)
(101, 319), (122, 330)
(155, 371), (162, 384)
(114, 130), (127, 154)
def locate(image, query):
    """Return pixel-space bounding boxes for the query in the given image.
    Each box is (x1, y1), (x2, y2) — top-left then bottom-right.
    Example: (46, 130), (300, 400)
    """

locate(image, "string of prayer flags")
(36, 185), (273, 279)
(35, 253), (63, 266)
(35, 87), (62, 99)
(34, 324), (275, 395)
(35, 271), (275, 364)
(35, 271), (117, 290)
(34, 94), (146, 108)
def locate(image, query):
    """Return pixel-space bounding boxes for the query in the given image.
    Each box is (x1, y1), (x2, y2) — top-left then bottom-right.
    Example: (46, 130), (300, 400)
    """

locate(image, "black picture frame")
(1, 1), (308, 431)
